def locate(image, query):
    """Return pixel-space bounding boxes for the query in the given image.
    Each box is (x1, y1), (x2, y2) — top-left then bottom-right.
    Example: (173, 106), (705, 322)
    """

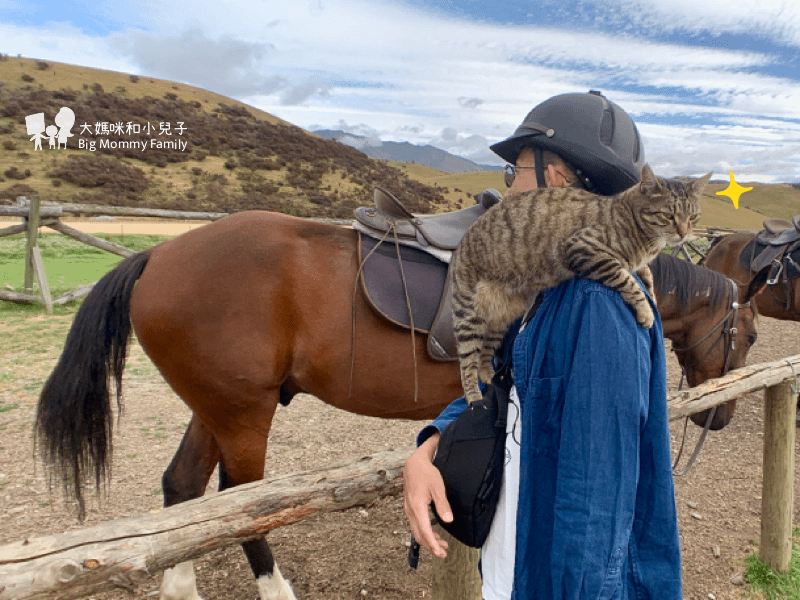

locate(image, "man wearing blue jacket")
(403, 91), (682, 600)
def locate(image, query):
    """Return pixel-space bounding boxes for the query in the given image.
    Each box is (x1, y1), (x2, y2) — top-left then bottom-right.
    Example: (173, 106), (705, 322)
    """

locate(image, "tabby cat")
(451, 164), (710, 405)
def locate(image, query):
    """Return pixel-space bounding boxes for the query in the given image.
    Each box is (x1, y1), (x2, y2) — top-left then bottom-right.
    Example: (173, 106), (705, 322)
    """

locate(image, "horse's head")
(682, 265), (771, 429)
(652, 252), (771, 430)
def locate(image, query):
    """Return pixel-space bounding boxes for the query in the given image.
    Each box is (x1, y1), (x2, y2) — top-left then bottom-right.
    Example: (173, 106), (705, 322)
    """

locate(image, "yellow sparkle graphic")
(715, 171), (753, 209)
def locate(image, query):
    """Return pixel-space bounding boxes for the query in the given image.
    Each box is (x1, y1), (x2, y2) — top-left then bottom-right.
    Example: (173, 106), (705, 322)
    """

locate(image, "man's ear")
(546, 163), (570, 188)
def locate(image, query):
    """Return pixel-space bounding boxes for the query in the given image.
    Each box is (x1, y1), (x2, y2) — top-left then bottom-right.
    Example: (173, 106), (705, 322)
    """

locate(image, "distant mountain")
(313, 129), (500, 174)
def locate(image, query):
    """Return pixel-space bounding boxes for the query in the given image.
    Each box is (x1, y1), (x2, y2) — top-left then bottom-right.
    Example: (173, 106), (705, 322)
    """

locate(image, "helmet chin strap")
(534, 147), (547, 188)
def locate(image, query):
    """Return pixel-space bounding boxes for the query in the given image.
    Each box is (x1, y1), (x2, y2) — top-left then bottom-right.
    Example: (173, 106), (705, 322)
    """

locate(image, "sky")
(1, 0), (799, 183)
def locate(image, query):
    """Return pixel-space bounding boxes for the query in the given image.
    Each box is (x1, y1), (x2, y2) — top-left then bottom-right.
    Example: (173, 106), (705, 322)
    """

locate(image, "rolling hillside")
(0, 56), (798, 228)
(0, 57), (466, 218)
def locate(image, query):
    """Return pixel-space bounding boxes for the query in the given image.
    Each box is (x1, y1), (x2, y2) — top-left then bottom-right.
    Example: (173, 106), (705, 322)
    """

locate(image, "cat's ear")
(639, 164), (660, 192)
(690, 172), (713, 196)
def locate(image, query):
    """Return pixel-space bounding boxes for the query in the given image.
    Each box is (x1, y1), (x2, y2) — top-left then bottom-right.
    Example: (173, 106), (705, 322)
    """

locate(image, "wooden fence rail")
(0, 447), (409, 600)
(676, 355), (799, 571)
(0, 197), (351, 311)
(0, 356), (797, 600)
(0, 202), (229, 221)
(0, 197), (228, 312)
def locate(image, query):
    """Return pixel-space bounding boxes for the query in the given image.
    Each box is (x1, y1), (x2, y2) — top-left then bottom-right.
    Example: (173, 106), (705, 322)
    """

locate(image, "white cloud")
(0, 0), (797, 181)
(602, 0), (800, 46)
(108, 28), (286, 97)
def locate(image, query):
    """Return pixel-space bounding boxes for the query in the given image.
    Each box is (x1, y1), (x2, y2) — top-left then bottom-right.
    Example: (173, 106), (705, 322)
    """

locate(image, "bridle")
(670, 278), (751, 475)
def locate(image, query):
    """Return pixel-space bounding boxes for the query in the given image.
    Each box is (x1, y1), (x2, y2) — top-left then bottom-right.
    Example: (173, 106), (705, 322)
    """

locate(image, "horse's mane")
(650, 252), (729, 314)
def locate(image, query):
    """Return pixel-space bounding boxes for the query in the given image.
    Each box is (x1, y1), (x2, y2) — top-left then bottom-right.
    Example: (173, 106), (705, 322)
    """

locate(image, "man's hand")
(403, 433), (452, 559)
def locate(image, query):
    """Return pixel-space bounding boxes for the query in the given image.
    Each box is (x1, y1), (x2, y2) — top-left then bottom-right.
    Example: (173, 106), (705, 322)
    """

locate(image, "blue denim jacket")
(420, 277), (681, 599)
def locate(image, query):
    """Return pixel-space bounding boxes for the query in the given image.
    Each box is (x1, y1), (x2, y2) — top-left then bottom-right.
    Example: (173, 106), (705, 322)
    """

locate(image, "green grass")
(0, 232), (173, 401)
(0, 232), (169, 300)
(744, 528), (800, 599)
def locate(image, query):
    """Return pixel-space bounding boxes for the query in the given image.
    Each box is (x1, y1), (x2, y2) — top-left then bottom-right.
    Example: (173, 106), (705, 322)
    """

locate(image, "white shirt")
(480, 384), (522, 599)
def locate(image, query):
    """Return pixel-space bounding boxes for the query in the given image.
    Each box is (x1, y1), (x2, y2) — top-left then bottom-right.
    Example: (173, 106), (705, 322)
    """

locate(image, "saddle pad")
(740, 237), (800, 279)
(359, 232), (448, 332)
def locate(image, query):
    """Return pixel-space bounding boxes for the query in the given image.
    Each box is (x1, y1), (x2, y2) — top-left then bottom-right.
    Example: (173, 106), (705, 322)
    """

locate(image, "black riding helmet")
(490, 90), (645, 196)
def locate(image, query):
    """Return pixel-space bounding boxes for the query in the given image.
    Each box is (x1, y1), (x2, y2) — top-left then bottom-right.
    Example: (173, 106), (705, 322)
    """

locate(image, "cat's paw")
(465, 389), (484, 405)
(635, 304), (655, 328)
(479, 364), (495, 385)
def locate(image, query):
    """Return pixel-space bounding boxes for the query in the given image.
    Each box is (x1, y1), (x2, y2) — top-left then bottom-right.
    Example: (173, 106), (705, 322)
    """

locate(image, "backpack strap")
(492, 292), (544, 388)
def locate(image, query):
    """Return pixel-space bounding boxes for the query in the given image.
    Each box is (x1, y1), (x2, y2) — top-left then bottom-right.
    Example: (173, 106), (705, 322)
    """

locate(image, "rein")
(671, 278), (750, 475)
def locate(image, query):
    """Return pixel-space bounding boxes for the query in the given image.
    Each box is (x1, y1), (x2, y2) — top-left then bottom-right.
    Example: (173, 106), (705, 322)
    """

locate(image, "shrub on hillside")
(48, 155), (149, 203)
(0, 183), (37, 202)
(3, 166), (29, 180)
(0, 85), (449, 215)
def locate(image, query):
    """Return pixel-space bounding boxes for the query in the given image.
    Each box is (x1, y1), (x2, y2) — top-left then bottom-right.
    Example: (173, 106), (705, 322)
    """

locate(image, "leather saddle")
(354, 187), (502, 361)
(741, 217), (800, 273)
(740, 216), (800, 308)
(757, 216), (800, 245)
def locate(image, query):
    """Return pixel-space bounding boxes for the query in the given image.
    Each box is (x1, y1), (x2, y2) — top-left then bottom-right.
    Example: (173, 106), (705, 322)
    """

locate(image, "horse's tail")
(35, 250), (150, 520)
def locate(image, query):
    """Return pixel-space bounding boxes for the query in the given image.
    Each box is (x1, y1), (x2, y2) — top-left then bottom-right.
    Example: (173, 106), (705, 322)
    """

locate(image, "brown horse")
(34, 211), (768, 600)
(650, 252), (769, 431)
(703, 230), (800, 321)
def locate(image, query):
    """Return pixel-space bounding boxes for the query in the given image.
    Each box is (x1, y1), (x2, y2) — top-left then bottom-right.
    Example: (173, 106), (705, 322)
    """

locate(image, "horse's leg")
(218, 464), (295, 600)
(160, 415), (220, 600)
(214, 405), (297, 600)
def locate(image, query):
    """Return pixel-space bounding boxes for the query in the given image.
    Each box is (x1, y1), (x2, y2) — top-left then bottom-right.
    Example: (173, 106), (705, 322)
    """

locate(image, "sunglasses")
(503, 164), (573, 188)
(503, 164), (537, 188)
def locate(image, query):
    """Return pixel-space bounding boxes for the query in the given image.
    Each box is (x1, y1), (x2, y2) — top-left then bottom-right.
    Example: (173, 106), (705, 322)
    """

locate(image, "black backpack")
(406, 301), (539, 566)
(431, 358), (513, 548)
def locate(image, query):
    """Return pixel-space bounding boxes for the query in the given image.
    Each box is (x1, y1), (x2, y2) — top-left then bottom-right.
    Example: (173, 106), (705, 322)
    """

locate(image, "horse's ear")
(744, 265), (772, 302)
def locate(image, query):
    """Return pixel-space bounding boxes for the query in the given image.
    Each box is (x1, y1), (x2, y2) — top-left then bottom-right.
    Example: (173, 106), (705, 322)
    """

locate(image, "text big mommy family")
(25, 107), (190, 153)
(78, 120), (189, 152)
(79, 138), (188, 152)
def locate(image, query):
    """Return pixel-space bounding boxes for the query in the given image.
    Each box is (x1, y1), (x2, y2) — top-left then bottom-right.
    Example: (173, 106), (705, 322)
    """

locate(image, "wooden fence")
(2, 198), (797, 598)
(0, 196), (231, 312)
(0, 197), (352, 311)
(0, 355), (797, 600)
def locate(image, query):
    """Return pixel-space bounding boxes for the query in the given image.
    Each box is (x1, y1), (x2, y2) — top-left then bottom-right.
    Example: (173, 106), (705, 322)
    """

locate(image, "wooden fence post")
(432, 527), (482, 600)
(31, 246), (53, 313)
(22, 196), (38, 292)
(760, 380), (796, 572)
(20, 195), (53, 312)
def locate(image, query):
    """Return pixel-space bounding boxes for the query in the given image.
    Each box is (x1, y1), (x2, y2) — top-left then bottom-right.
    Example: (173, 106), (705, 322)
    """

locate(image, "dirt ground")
(1, 304), (799, 599)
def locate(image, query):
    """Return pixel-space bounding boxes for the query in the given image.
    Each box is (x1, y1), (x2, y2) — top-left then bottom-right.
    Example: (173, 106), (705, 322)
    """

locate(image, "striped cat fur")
(451, 164), (710, 404)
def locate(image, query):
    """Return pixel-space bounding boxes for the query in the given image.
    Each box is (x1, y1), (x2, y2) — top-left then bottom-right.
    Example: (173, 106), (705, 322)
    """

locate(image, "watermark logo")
(77, 120), (188, 152)
(24, 106), (189, 153)
(25, 107), (75, 151)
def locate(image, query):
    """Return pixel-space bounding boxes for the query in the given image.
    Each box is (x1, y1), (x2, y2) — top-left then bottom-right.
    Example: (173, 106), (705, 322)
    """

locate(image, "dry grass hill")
(0, 57), (467, 218)
(0, 56), (798, 228)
